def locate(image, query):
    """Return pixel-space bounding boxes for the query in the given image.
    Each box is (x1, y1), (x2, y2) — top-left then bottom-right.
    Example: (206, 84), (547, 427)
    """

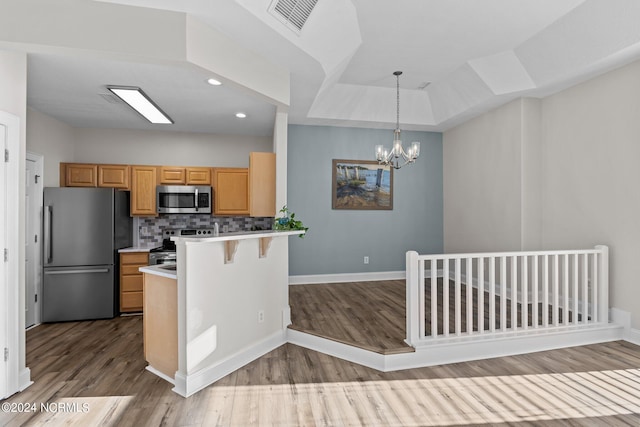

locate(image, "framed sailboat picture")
(332, 159), (393, 210)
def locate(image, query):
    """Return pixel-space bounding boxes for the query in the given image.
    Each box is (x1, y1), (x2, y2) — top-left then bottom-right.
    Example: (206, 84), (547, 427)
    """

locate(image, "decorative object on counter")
(374, 71), (421, 169)
(332, 159), (393, 210)
(274, 206), (308, 237)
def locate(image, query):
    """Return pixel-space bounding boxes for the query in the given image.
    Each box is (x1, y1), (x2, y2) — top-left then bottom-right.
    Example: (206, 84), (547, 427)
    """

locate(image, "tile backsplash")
(137, 214), (274, 247)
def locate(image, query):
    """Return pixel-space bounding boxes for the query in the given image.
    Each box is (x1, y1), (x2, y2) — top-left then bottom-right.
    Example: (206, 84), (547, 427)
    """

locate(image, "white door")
(25, 154), (43, 328)
(0, 123), (7, 398)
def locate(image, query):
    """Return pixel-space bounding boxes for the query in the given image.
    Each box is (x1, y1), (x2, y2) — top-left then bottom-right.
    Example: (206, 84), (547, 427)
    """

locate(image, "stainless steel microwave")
(156, 185), (212, 214)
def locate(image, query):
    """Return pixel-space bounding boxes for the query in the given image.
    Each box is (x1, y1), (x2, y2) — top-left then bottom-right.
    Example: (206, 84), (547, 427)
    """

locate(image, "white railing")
(405, 246), (609, 346)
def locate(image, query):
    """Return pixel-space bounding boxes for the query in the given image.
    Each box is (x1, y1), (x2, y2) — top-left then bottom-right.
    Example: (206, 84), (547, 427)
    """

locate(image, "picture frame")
(332, 159), (393, 210)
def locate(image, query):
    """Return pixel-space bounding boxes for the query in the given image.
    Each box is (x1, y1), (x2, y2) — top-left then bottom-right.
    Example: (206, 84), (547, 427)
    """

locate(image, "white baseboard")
(146, 365), (175, 386)
(18, 368), (32, 392)
(397, 324), (623, 371)
(624, 328), (640, 346)
(173, 330), (286, 398)
(611, 307), (640, 346)
(287, 329), (386, 371)
(289, 324), (624, 373)
(289, 271), (405, 285)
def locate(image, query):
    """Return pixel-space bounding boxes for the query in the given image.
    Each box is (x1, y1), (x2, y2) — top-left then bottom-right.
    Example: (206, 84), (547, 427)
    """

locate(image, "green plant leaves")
(273, 205), (308, 237)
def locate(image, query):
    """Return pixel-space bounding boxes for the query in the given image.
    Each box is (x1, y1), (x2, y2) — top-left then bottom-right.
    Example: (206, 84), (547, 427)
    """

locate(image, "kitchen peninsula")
(139, 229), (304, 397)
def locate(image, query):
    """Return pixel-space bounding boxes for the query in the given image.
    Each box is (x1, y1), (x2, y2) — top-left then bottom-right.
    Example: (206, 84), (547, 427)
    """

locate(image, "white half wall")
(173, 234), (291, 396)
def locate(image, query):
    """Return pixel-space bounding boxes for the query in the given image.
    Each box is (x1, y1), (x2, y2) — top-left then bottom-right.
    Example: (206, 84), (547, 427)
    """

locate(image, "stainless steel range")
(148, 228), (218, 265)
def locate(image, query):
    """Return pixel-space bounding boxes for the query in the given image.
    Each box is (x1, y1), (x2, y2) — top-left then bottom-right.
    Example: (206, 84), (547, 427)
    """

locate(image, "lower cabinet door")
(121, 291), (143, 311)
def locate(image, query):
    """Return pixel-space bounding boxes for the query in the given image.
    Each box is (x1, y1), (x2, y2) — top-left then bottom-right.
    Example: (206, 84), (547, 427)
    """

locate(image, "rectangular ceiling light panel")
(269, 0), (318, 33)
(107, 86), (173, 124)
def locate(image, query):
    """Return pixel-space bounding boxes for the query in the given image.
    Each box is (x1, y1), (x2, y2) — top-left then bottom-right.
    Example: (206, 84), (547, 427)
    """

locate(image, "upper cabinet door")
(186, 167), (211, 185)
(63, 163), (98, 187)
(159, 166), (186, 185)
(249, 152), (276, 217)
(213, 168), (249, 216)
(131, 165), (158, 216)
(98, 164), (130, 189)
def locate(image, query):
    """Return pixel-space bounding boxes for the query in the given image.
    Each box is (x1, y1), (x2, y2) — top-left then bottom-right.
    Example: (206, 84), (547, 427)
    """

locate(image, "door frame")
(0, 110), (23, 398)
(25, 152), (43, 327)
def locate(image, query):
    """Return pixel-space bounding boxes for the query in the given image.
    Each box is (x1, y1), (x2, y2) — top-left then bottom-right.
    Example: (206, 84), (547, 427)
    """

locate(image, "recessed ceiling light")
(207, 78), (222, 86)
(107, 86), (173, 124)
(235, 112), (247, 118)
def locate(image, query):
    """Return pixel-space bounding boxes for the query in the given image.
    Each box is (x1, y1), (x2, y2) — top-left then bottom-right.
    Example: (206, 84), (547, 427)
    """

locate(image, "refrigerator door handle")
(44, 205), (52, 264)
(44, 268), (110, 275)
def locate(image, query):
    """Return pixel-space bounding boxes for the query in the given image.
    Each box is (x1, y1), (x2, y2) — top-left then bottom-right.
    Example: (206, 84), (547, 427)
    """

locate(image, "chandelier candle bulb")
(375, 145), (384, 160)
(394, 139), (402, 157)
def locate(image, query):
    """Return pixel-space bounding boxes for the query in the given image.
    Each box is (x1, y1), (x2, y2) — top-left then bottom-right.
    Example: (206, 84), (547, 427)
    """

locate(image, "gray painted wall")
(287, 125), (443, 276)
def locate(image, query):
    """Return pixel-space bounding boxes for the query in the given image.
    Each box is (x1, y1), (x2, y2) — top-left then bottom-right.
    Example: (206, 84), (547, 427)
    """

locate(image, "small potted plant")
(274, 205), (308, 237)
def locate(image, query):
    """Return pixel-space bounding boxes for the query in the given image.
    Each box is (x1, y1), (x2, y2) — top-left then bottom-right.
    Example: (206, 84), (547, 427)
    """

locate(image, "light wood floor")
(3, 315), (640, 426)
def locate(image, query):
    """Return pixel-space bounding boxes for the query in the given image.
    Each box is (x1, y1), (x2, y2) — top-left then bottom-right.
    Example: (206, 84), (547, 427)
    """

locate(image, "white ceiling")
(27, 54), (277, 136)
(24, 0), (640, 135)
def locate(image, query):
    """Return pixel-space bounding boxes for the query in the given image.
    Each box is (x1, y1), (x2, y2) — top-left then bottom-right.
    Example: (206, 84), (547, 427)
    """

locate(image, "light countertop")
(171, 229), (304, 243)
(119, 246), (156, 253)
(139, 264), (177, 279)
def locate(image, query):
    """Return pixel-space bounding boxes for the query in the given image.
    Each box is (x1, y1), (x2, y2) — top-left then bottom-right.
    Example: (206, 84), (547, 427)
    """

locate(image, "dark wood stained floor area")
(289, 280), (411, 354)
(289, 280), (576, 354)
(2, 316), (640, 426)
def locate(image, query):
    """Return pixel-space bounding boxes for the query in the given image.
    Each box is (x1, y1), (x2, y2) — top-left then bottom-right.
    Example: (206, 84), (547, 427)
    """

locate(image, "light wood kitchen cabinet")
(143, 272), (177, 378)
(159, 166), (186, 184)
(130, 165), (158, 216)
(61, 163), (97, 187)
(212, 168), (249, 215)
(120, 251), (149, 313)
(159, 166), (211, 185)
(186, 167), (211, 185)
(212, 153), (276, 217)
(249, 152), (276, 217)
(98, 164), (130, 189)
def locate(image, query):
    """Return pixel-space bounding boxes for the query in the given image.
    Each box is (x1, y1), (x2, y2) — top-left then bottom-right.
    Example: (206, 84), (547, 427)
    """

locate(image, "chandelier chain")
(396, 72), (400, 129)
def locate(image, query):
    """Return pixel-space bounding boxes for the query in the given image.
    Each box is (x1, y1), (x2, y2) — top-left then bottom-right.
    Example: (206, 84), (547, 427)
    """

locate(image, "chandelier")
(375, 71), (421, 169)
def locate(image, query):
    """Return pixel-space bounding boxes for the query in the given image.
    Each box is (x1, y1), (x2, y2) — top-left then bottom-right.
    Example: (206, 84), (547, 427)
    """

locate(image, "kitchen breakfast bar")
(139, 229), (304, 397)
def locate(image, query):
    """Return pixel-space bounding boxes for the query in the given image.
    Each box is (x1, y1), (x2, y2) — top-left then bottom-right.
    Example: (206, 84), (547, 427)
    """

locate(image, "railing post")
(406, 251), (420, 346)
(595, 245), (609, 323)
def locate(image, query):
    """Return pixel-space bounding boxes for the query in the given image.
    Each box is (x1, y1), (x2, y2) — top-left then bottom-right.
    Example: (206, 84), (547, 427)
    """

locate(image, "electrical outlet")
(257, 310), (265, 323)
(364, 256), (369, 264)
(223, 225), (229, 233)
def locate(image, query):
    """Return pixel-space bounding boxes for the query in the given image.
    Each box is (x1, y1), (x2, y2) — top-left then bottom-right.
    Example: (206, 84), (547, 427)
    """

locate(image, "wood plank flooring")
(289, 280), (411, 354)
(289, 280), (576, 353)
(2, 316), (640, 426)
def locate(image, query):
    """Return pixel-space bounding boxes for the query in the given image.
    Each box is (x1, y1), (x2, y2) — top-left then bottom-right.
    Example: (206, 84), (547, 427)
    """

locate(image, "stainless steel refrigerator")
(43, 187), (132, 322)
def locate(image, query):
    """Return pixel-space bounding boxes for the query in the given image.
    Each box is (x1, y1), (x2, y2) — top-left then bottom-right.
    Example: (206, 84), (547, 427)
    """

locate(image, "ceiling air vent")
(268, 0), (318, 34)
